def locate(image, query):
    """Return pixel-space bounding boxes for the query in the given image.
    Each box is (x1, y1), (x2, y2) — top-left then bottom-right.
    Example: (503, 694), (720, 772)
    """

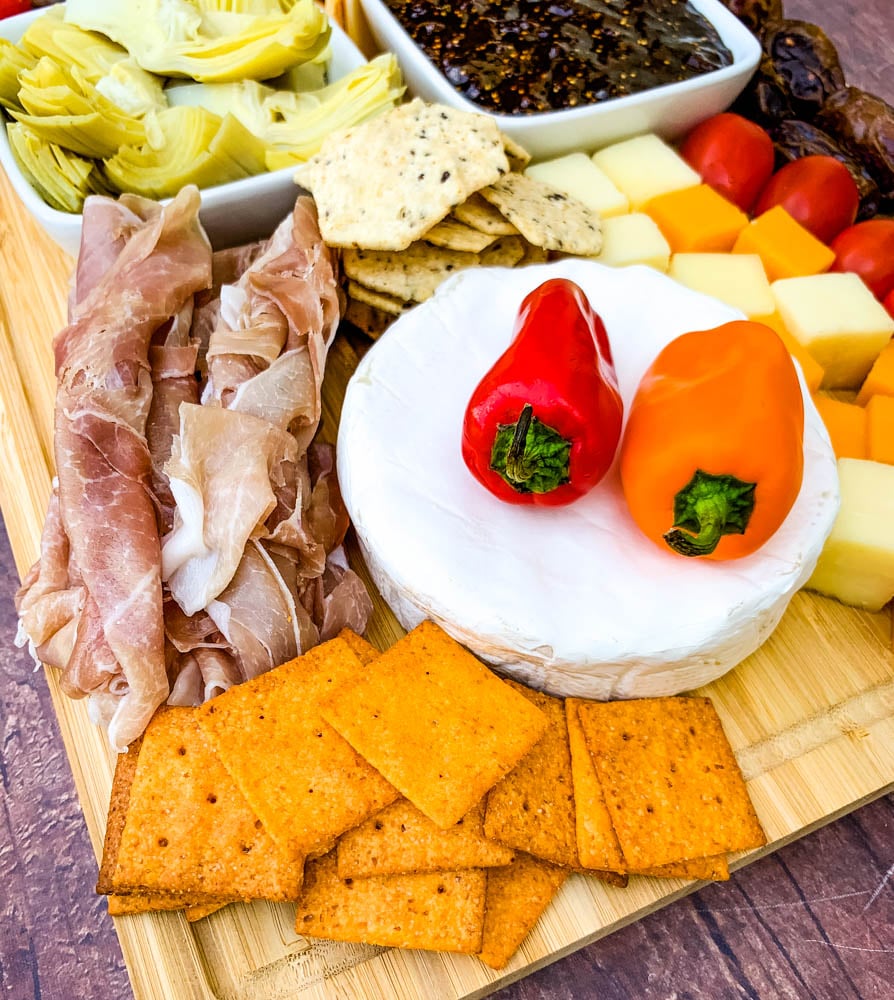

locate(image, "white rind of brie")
(338, 260), (840, 699)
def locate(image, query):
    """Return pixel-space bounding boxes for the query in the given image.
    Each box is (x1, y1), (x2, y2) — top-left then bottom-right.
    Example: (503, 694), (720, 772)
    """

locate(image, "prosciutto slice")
(17, 186), (213, 750)
(18, 189), (372, 750)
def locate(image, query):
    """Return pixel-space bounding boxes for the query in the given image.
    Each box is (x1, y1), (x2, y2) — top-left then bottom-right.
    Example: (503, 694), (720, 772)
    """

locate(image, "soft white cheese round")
(338, 260), (839, 699)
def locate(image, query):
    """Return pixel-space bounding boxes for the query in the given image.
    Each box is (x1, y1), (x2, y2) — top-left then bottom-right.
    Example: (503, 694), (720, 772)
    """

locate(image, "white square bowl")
(358, 0), (761, 162)
(0, 6), (366, 256)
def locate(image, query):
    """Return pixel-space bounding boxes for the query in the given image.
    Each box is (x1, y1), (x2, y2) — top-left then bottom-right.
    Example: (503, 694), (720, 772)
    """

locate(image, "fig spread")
(385, 0), (734, 115)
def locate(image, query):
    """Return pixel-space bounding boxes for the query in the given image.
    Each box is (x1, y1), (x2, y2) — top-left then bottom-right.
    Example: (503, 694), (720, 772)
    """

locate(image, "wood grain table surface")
(2, 1), (894, 998)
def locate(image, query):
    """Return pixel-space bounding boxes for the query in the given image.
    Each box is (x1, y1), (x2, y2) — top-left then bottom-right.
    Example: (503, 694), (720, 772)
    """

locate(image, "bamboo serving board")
(2, 164), (894, 1000)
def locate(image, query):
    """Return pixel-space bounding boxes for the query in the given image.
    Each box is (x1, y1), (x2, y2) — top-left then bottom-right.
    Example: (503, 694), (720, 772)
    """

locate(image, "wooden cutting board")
(1, 165), (893, 1000)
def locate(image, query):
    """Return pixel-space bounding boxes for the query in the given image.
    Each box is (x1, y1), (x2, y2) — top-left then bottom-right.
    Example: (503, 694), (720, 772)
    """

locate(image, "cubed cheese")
(771, 273), (894, 389)
(591, 134), (699, 211)
(811, 394), (867, 460)
(668, 253), (774, 318)
(525, 153), (629, 217)
(596, 213), (671, 271)
(807, 458), (894, 611)
(760, 312), (825, 394)
(866, 395), (894, 464)
(856, 339), (894, 404)
(645, 185), (748, 253)
(732, 206), (835, 281)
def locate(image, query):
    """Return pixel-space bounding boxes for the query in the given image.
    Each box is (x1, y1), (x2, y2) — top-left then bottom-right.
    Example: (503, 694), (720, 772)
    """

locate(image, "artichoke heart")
(104, 105), (268, 199)
(0, 39), (37, 113)
(265, 53), (404, 167)
(13, 59), (145, 158)
(64, 0), (330, 83)
(7, 122), (111, 214)
(21, 6), (130, 85)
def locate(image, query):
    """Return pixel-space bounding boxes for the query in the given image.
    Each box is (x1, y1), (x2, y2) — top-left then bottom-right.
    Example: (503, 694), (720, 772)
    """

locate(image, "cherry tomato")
(830, 220), (894, 301)
(753, 156), (859, 244)
(884, 288), (894, 321)
(679, 112), (775, 212)
(0, 0), (31, 16)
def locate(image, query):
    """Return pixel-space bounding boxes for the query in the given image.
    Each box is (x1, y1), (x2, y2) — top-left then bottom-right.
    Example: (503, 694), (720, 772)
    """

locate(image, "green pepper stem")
(663, 470), (757, 557)
(489, 405), (572, 495)
(505, 404), (535, 484)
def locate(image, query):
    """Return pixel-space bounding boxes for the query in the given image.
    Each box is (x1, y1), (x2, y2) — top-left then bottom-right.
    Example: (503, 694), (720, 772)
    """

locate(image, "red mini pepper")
(461, 278), (623, 506)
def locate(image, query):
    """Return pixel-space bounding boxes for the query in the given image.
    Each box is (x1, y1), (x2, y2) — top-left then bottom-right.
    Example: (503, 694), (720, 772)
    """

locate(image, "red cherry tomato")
(884, 288), (894, 321)
(830, 219), (894, 301)
(679, 112), (775, 212)
(753, 156), (859, 244)
(0, 0), (31, 17)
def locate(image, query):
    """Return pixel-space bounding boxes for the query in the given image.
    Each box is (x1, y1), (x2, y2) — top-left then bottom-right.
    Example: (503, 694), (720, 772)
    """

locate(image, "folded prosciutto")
(16, 189), (372, 750)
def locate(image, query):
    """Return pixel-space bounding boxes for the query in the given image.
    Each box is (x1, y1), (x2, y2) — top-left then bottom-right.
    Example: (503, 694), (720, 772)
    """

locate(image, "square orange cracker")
(295, 851), (487, 953)
(337, 797), (514, 879)
(477, 852), (568, 970)
(565, 699), (626, 873)
(577, 697), (767, 870)
(319, 621), (549, 828)
(634, 856), (730, 881)
(110, 707), (303, 901)
(484, 682), (579, 868)
(337, 627), (380, 665)
(196, 636), (399, 859)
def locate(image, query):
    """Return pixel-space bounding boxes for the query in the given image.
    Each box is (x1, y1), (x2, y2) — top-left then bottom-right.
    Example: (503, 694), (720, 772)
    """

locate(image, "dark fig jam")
(385, 0), (734, 115)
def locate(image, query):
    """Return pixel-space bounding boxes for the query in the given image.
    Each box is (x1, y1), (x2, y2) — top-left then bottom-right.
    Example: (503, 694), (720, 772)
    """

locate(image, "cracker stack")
(98, 623), (766, 970)
(295, 99), (604, 338)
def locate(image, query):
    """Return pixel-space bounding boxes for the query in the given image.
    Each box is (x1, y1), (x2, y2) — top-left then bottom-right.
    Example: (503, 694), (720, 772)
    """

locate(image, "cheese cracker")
(577, 697), (766, 870)
(110, 707), (302, 902)
(295, 851), (487, 953)
(337, 798), (514, 879)
(196, 637), (399, 860)
(320, 620), (549, 828)
(477, 852), (568, 970)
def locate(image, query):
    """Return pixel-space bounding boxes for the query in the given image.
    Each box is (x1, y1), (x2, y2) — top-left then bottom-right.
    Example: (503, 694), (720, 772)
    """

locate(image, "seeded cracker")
(346, 279), (411, 315)
(110, 707), (302, 901)
(453, 192), (519, 236)
(195, 637), (399, 860)
(477, 853), (568, 970)
(295, 851), (487, 953)
(479, 173), (603, 255)
(343, 297), (393, 339)
(320, 621), (549, 828)
(577, 698), (767, 870)
(337, 798), (514, 879)
(342, 245), (480, 303)
(299, 99), (509, 250)
(424, 216), (497, 253)
(479, 235), (527, 268)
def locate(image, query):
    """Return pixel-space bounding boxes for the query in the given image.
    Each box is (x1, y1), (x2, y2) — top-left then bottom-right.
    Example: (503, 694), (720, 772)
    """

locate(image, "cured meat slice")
(162, 403), (298, 615)
(18, 186), (213, 751)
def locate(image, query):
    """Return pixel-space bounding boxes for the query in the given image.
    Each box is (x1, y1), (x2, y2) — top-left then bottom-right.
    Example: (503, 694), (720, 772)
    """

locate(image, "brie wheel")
(338, 260), (839, 699)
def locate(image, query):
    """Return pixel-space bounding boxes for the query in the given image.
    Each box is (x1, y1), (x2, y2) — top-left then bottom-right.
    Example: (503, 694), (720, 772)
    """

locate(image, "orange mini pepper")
(619, 320), (805, 560)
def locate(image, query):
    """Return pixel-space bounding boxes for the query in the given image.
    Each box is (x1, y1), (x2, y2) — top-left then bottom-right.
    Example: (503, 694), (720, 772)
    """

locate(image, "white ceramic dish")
(358, 0), (761, 161)
(0, 6), (366, 256)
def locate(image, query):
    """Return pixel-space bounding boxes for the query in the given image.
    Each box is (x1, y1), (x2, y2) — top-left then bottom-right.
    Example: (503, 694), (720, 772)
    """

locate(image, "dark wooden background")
(2, 1), (893, 997)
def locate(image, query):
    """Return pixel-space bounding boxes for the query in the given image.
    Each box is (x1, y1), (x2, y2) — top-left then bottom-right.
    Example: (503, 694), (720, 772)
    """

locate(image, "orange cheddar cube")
(812, 394), (867, 460)
(761, 312), (825, 394)
(856, 339), (894, 405)
(866, 395), (894, 465)
(644, 184), (748, 253)
(732, 206), (835, 282)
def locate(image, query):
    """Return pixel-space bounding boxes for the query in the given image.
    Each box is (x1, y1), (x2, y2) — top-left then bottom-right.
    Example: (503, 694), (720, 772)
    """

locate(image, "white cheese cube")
(669, 253), (774, 319)
(591, 134), (700, 210)
(597, 213), (671, 271)
(526, 153), (630, 217)
(808, 458), (894, 611)
(771, 273), (894, 389)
